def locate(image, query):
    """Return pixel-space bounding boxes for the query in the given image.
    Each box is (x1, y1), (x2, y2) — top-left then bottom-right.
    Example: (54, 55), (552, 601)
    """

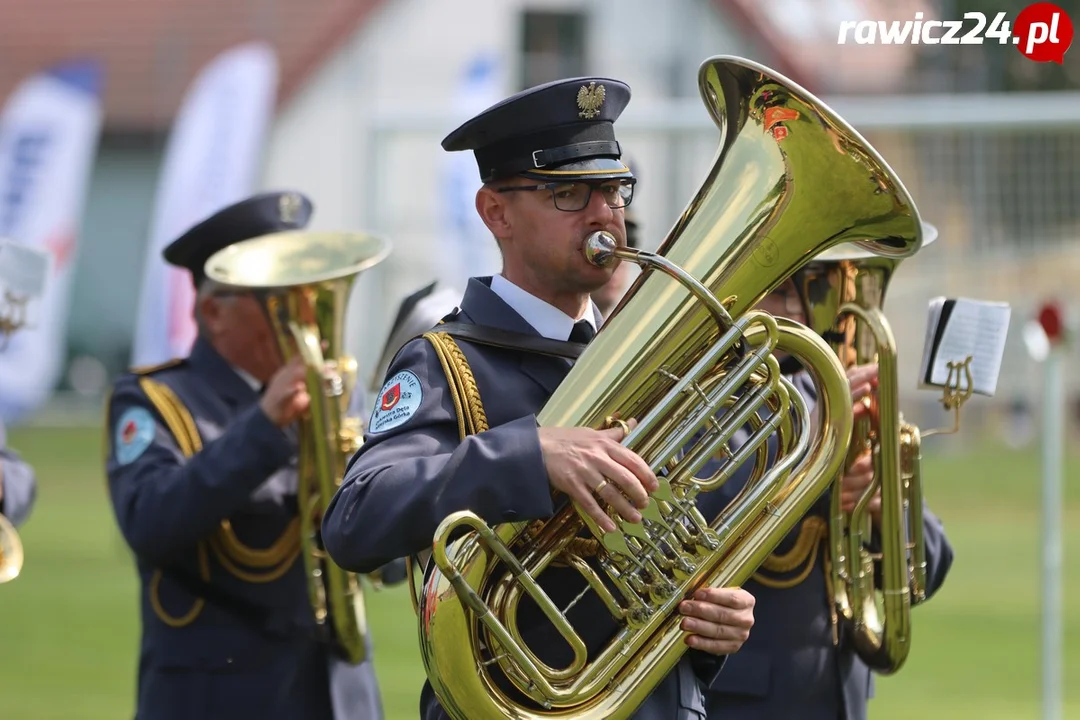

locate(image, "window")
(519, 11), (587, 90)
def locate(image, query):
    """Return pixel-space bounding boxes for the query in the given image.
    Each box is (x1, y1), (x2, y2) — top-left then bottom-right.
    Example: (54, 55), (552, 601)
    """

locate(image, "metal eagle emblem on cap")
(577, 82), (606, 119)
(278, 192), (304, 225)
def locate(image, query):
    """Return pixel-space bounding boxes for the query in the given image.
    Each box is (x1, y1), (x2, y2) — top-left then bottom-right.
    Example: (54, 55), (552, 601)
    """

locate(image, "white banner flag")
(0, 60), (104, 424)
(440, 53), (505, 286)
(131, 42), (278, 367)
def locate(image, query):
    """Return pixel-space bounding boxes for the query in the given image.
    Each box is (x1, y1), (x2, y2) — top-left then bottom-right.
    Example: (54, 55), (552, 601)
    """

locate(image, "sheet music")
(919, 297), (1011, 397)
(0, 239), (50, 298)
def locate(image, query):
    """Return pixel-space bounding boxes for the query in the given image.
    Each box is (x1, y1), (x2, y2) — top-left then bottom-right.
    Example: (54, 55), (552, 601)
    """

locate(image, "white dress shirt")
(489, 274), (600, 341)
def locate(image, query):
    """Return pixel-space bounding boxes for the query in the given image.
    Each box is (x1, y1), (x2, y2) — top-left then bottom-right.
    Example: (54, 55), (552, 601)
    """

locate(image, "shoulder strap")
(436, 321), (586, 360)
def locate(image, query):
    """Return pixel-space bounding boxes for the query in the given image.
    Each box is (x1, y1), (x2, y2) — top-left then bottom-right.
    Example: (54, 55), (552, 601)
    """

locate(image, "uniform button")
(504, 511), (519, 521)
(226, 658), (233, 664)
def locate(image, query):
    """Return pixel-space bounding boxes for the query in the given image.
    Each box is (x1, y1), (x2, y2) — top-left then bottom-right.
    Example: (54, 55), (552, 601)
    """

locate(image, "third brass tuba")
(205, 230), (390, 663)
(418, 55), (925, 719)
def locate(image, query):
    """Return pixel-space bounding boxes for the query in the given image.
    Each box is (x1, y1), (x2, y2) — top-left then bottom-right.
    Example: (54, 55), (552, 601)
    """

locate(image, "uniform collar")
(187, 336), (261, 407)
(457, 277), (582, 396)
(488, 274), (599, 341)
(456, 277), (534, 334)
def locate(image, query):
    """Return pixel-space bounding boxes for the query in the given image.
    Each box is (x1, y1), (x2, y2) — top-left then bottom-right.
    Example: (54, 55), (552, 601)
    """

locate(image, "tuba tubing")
(829, 304), (912, 673)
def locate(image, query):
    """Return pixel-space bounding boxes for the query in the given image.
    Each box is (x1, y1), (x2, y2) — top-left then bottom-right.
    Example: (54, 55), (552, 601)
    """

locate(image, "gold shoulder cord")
(750, 515), (827, 589)
(423, 330), (490, 436)
(749, 515), (837, 639)
(135, 376), (300, 627)
(405, 331), (490, 616)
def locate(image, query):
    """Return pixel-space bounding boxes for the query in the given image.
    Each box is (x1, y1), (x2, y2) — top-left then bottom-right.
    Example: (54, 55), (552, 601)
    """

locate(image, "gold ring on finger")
(593, 479), (608, 495)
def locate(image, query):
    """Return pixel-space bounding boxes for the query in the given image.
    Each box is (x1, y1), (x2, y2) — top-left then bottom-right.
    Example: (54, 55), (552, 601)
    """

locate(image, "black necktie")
(569, 319), (596, 345)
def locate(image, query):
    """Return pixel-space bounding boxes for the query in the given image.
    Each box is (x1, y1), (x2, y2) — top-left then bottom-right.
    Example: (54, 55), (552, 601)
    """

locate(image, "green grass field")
(1, 424), (1078, 719)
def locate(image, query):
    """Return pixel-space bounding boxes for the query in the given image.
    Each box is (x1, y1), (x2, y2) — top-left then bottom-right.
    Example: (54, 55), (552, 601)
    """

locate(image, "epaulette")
(129, 357), (186, 376)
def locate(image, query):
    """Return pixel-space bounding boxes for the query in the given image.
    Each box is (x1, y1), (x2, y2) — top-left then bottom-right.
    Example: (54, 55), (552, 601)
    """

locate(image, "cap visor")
(520, 158), (634, 182)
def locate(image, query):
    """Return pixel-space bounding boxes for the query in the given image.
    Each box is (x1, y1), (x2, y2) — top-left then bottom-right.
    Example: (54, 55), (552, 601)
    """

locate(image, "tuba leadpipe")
(419, 55), (926, 719)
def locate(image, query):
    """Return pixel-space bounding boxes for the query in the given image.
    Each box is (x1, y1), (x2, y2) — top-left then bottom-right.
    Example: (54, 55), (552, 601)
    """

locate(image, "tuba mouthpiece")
(583, 231), (619, 267)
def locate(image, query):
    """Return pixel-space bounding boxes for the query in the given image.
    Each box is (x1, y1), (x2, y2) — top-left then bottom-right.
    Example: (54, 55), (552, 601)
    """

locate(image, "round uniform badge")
(115, 406), (156, 465)
(370, 370), (423, 433)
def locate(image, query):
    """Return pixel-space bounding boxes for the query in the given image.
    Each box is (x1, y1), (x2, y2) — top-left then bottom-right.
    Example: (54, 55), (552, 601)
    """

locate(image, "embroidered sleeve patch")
(370, 370), (423, 433)
(115, 406), (156, 465)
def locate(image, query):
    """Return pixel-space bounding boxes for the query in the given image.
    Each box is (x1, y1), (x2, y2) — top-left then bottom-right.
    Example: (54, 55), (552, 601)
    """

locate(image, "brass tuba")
(205, 230), (390, 663)
(418, 55), (925, 719)
(791, 225), (947, 673)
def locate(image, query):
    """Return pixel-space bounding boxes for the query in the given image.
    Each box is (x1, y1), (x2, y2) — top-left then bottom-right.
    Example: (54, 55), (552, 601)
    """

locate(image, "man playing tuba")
(323, 77), (757, 720)
(103, 192), (383, 720)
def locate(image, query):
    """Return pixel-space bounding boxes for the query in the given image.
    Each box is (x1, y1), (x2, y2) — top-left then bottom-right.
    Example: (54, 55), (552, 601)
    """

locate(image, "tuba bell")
(791, 225), (941, 673)
(205, 230), (390, 663)
(418, 55), (925, 719)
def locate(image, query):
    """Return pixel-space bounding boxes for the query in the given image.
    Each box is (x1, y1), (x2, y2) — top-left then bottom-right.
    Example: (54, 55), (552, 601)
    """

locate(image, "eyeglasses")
(497, 179), (635, 212)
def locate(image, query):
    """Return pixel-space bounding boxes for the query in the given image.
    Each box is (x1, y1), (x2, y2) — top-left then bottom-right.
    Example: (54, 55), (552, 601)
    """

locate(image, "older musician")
(696, 278), (955, 720)
(323, 77), (756, 720)
(104, 192), (383, 720)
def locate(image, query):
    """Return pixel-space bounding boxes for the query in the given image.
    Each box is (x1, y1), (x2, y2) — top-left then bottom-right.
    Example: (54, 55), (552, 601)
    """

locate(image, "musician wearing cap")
(323, 77), (756, 720)
(695, 278), (955, 720)
(103, 192), (383, 720)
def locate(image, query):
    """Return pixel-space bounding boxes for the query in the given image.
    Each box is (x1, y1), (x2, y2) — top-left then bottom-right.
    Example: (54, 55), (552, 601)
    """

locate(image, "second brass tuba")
(205, 230), (390, 663)
(418, 55), (925, 719)
(791, 226), (940, 673)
